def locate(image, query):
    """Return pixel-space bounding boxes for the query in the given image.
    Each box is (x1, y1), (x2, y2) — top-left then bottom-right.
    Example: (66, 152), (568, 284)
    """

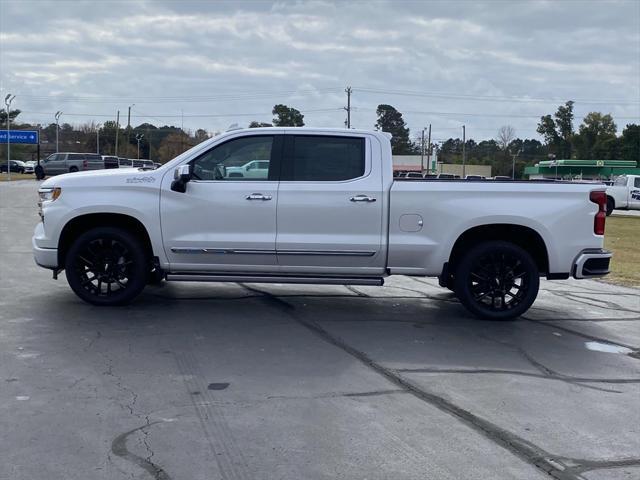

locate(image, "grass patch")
(604, 215), (640, 288)
(0, 173), (38, 181)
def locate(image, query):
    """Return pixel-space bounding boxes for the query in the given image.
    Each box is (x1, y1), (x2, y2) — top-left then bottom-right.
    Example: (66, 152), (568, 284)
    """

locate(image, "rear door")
(85, 153), (104, 170)
(276, 133), (385, 275)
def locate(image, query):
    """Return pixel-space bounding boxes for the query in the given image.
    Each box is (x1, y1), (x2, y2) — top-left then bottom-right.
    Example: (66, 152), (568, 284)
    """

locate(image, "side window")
(86, 154), (102, 162)
(190, 135), (274, 181)
(634, 177), (640, 188)
(288, 136), (365, 181)
(68, 154), (84, 161)
(614, 176), (627, 186)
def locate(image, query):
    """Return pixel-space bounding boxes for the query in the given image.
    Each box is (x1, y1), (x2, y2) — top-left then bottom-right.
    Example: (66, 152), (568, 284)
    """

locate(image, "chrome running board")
(166, 273), (384, 286)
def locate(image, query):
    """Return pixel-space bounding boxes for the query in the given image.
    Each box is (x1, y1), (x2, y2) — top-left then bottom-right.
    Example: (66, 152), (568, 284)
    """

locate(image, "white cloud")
(0, 0), (637, 138)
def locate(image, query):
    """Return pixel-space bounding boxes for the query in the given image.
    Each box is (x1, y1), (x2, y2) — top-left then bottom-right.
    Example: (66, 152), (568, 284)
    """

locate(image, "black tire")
(69, 166), (79, 173)
(64, 227), (147, 305)
(454, 241), (539, 320)
(606, 197), (614, 216)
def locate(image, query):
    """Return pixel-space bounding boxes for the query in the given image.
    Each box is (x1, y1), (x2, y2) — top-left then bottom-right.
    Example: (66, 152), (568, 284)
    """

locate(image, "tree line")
(0, 101), (637, 177)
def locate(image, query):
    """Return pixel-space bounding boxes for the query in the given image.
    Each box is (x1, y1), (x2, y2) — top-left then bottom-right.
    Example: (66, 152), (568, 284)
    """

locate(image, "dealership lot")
(1, 180), (639, 480)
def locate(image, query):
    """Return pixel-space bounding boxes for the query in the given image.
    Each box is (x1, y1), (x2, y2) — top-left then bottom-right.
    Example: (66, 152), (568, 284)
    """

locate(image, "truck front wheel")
(454, 241), (539, 320)
(64, 227), (147, 305)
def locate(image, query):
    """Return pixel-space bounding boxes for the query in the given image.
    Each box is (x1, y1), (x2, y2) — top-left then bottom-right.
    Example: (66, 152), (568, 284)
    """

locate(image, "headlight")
(38, 187), (61, 202)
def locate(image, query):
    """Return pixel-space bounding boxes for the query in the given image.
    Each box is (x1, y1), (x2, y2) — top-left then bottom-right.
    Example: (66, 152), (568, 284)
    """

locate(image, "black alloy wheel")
(65, 227), (147, 305)
(454, 241), (539, 320)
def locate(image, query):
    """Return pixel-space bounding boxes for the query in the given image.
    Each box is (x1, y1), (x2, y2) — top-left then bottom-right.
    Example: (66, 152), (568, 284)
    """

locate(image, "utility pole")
(5, 94), (15, 180)
(115, 110), (120, 157)
(420, 128), (425, 172)
(127, 104), (134, 152)
(344, 86), (352, 128)
(462, 125), (466, 178)
(511, 148), (522, 179)
(96, 124), (101, 154)
(54, 111), (62, 154)
(426, 124), (432, 173)
(135, 133), (144, 159)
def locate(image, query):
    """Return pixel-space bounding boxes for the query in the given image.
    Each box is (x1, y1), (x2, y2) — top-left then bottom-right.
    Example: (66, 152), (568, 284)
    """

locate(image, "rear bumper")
(572, 249), (612, 279)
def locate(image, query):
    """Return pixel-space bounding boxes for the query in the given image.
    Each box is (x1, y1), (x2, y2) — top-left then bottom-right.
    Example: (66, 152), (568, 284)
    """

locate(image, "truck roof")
(228, 126), (392, 139)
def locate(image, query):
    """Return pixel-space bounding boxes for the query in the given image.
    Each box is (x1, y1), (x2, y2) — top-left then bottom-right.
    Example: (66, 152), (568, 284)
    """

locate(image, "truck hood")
(41, 168), (164, 189)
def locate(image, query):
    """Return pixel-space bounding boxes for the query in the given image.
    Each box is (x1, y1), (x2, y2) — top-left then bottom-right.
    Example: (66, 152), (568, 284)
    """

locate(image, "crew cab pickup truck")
(606, 174), (640, 215)
(33, 127), (611, 320)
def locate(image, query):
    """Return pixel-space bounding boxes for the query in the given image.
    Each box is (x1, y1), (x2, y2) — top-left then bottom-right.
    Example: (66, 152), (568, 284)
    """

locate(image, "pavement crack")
(475, 334), (624, 393)
(523, 317), (639, 351)
(111, 421), (171, 480)
(245, 285), (583, 480)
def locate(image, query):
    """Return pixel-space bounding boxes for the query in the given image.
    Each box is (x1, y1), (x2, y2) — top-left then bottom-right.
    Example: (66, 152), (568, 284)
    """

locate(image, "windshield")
(614, 176), (627, 186)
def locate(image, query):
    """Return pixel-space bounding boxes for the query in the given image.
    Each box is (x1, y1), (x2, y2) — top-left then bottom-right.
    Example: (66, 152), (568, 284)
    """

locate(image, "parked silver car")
(41, 153), (104, 176)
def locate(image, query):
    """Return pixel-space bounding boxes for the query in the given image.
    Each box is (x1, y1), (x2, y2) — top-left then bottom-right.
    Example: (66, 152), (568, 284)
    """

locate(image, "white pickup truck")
(606, 174), (640, 215)
(33, 127), (611, 320)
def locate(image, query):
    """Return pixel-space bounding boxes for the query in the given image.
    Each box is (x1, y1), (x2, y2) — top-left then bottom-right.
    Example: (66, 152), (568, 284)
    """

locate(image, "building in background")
(392, 154), (492, 178)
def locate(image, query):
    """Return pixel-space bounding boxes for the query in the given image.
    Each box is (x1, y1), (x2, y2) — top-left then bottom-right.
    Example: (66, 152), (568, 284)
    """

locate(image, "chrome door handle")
(350, 195), (376, 202)
(246, 193), (272, 201)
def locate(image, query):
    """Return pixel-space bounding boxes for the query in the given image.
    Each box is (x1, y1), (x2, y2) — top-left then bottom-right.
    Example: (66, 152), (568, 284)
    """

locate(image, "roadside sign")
(0, 130), (39, 144)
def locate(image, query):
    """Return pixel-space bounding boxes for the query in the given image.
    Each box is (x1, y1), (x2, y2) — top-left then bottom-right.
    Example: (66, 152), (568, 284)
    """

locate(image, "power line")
(19, 108), (343, 119)
(352, 107), (640, 120)
(14, 87), (345, 105)
(352, 87), (640, 106)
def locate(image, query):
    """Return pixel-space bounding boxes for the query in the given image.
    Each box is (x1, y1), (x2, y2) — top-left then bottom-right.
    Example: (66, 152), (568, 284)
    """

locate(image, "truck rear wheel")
(454, 241), (539, 320)
(64, 227), (147, 305)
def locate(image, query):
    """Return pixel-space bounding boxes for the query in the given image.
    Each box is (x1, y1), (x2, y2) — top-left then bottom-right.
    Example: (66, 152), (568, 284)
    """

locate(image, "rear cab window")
(283, 135), (365, 181)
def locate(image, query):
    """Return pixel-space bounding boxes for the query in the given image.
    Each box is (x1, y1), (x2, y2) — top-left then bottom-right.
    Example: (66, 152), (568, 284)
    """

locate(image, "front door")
(630, 176), (640, 209)
(160, 133), (283, 272)
(43, 153), (66, 175)
(276, 133), (385, 275)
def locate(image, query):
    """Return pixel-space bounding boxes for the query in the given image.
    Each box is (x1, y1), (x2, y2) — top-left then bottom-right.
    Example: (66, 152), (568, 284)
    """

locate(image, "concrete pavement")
(1, 180), (639, 480)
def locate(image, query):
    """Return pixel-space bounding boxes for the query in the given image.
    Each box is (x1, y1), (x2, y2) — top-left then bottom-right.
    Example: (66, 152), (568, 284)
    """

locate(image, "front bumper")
(572, 249), (612, 279)
(32, 222), (58, 269)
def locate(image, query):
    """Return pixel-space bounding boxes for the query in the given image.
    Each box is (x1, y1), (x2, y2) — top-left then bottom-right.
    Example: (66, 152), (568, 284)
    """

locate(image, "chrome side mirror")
(171, 164), (191, 193)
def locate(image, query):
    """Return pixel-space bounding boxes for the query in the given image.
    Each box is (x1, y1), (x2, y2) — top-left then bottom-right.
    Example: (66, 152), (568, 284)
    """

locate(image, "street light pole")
(96, 124), (101, 154)
(5, 94), (16, 180)
(54, 111), (62, 153)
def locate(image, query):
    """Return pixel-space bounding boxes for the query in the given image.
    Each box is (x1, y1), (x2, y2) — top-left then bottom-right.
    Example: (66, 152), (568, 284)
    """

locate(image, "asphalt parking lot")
(1, 180), (639, 480)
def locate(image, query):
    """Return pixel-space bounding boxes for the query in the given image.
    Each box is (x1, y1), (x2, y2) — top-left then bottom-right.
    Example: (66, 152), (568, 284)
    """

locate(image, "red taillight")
(83, 160), (88, 168)
(590, 190), (606, 235)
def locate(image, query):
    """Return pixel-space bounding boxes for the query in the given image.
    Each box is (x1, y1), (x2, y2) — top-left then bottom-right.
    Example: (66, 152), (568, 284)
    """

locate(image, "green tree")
(272, 105), (304, 127)
(0, 108), (21, 123)
(573, 112), (617, 159)
(536, 101), (574, 158)
(620, 124), (640, 161)
(249, 121), (273, 128)
(374, 104), (415, 155)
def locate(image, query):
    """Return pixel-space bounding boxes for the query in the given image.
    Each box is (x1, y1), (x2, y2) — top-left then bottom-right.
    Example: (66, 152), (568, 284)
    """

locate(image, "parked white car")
(33, 127), (611, 320)
(225, 159), (270, 179)
(606, 174), (640, 215)
(23, 161), (37, 174)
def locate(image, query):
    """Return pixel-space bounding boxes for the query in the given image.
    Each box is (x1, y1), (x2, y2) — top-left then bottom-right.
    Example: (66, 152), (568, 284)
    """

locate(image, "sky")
(0, 0), (639, 143)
